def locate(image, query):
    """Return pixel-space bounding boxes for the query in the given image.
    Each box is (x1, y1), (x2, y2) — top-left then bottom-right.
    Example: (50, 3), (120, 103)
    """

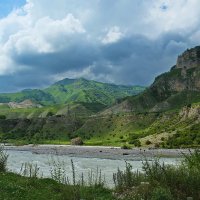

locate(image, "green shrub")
(151, 187), (173, 200)
(113, 151), (200, 199)
(146, 140), (152, 145)
(113, 162), (145, 191)
(0, 115), (6, 120)
(129, 139), (141, 147)
(46, 111), (54, 117)
(143, 152), (200, 200)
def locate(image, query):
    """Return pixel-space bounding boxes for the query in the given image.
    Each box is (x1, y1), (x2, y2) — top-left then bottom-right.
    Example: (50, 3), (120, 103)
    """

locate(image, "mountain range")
(0, 46), (200, 148)
(0, 78), (145, 106)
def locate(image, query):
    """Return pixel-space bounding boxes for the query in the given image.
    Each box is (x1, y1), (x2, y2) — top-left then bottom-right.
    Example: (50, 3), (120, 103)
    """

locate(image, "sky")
(0, 0), (200, 92)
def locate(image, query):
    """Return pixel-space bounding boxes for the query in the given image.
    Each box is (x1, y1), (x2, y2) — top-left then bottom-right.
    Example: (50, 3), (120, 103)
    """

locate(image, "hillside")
(0, 47), (200, 148)
(0, 78), (145, 106)
(74, 46), (200, 147)
(105, 46), (200, 113)
(75, 103), (200, 147)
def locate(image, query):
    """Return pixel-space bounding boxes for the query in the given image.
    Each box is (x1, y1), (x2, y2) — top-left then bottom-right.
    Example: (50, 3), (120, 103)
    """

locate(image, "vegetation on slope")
(0, 78), (145, 106)
(0, 103), (200, 148)
(1, 47), (200, 147)
(113, 65), (200, 113)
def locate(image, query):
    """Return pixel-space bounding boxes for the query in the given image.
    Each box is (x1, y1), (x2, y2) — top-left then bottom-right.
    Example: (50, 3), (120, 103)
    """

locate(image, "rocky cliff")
(176, 46), (200, 69)
(104, 46), (200, 113)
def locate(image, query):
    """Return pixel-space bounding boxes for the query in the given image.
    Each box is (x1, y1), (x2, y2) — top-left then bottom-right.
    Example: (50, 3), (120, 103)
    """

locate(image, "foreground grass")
(0, 172), (114, 200)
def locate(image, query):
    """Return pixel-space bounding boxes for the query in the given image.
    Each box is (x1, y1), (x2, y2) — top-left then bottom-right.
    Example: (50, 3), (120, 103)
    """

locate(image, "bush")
(0, 145), (8, 172)
(46, 111), (54, 117)
(146, 140), (152, 145)
(143, 151), (200, 200)
(113, 162), (145, 191)
(129, 139), (141, 147)
(154, 143), (160, 148)
(113, 151), (200, 199)
(151, 187), (173, 200)
(0, 115), (6, 120)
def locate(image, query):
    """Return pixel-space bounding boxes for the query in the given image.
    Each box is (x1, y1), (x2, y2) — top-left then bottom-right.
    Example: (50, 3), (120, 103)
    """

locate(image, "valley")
(0, 47), (200, 148)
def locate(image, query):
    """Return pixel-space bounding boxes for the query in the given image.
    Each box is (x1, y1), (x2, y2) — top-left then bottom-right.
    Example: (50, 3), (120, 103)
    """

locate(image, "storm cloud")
(0, 0), (200, 92)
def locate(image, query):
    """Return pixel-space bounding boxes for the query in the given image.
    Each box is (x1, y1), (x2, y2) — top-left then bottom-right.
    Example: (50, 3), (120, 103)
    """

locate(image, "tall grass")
(48, 157), (106, 187)
(0, 145), (8, 172)
(48, 157), (69, 184)
(48, 157), (107, 200)
(113, 150), (200, 200)
(113, 162), (145, 191)
(20, 162), (40, 178)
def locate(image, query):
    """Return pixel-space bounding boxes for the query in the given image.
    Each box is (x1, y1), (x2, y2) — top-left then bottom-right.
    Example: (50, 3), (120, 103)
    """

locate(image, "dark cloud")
(0, 31), (194, 92)
(0, 0), (200, 92)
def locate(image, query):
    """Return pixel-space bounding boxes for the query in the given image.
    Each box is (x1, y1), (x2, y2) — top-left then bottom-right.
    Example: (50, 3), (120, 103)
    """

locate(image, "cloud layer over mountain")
(0, 0), (200, 92)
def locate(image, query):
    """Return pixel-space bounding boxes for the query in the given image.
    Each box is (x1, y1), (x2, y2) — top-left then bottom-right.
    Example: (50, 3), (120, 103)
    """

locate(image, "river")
(6, 148), (183, 187)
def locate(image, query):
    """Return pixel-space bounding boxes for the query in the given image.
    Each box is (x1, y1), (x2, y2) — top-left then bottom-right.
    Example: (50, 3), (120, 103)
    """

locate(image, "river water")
(6, 150), (182, 187)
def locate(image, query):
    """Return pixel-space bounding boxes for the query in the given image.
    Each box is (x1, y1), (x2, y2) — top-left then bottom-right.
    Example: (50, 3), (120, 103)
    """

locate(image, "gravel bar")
(3, 144), (194, 160)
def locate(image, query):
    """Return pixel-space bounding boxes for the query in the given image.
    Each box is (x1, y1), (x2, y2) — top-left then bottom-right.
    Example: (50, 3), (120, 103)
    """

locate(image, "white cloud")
(0, 1), (86, 75)
(0, 55), (12, 75)
(190, 30), (200, 44)
(52, 64), (115, 84)
(145, 0), (200, 37)
(0, 0), (200, 91)
(102, 26), (124, 44)
(6, 14), (85, 54)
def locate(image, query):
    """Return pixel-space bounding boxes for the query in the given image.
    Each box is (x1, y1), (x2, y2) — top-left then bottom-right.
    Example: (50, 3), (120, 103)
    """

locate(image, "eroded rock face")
(176, 46), (200, 69)
(179, 105), (200, 121)
(7, 99), (42, 109)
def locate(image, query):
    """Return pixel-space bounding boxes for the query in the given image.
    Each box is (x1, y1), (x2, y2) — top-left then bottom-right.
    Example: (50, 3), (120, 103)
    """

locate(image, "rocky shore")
(3, 144), (193, 160)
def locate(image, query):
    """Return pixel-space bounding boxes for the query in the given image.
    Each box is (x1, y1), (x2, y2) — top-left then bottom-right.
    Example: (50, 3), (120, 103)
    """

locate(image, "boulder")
(71, 137), (83, 145)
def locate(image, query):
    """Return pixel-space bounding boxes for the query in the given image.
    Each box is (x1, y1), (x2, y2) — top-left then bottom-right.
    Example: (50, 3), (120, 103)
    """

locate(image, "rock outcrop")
(176, 46), (200, 69)
(179, 105), (200, 121)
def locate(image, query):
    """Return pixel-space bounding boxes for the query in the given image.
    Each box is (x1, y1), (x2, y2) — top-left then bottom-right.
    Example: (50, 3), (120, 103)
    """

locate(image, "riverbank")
(3, 144), (192, 160)
(1, 148), (199, 200)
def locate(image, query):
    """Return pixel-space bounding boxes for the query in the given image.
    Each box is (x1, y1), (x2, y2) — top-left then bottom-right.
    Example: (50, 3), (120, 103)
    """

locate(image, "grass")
(0, 172), (114, 200)
(0, 145), (8, 172)
(1, 102), (200, 148)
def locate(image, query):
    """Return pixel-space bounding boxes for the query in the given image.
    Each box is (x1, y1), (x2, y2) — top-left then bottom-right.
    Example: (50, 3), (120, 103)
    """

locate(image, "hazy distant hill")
(0, 78), (145, 106)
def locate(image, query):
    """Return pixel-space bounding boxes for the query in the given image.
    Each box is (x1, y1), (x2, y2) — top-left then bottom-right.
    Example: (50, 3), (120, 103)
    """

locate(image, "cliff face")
(176, 46), (200, 69)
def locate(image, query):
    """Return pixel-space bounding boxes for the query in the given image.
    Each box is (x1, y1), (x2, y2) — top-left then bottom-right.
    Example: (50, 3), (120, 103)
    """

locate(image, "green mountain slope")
(0, 89), (55, 105)
(0, 78), (145, 106)
(72, 46), (200, 147)
(1, 46), (200, 148)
